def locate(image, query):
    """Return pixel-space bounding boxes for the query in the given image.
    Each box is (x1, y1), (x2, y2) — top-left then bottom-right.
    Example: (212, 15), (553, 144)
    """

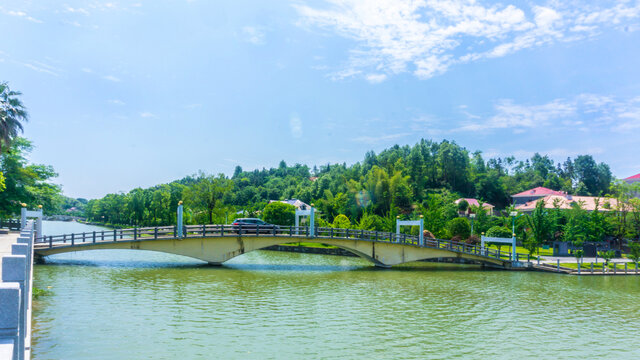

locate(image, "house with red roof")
(454, 198), (495, 216)
(511, 186), (566, 206)
(624, 173), (640, 185)
(515, 194), (620, 213)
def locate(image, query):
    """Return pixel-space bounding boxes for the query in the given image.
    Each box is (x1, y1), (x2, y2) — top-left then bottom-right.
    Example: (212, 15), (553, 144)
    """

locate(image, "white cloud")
(2, 8), (43, 23)
(296, 0), (640, 81)
(455, 94), (640, 133)
(108, 99), (125, 105)
(352, 132), (411, 144)
(242, 26), (266, 45)
(289, 115), (303, 138)
(140, 112), (156, 118)
(102, 75), (121, 82)
(65, 7), (90, 16)
(22, 61), (62, 76)
(365, 73), (387, 83)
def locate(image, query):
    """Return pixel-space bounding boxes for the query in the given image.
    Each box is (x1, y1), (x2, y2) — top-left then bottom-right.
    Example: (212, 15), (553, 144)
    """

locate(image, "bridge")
(34, 225), (517, 268)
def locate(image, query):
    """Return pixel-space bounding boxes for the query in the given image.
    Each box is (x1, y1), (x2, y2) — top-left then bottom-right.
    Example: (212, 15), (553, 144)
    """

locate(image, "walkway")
(0, 232), (19, 279)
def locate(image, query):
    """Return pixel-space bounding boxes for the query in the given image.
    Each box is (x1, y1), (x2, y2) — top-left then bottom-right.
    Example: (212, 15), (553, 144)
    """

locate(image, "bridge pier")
(33, 253), (45, 265)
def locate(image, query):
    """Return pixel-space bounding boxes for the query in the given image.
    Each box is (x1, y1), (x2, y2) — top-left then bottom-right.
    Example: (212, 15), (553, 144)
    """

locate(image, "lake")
(31, 221), (640, 359)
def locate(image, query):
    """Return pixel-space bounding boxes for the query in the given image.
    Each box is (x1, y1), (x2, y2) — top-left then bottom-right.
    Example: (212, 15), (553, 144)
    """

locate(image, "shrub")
(466, 234), (480, 245)
(486, 226), (513, 238)
(262, 202), (295, 226)
(451, 235), (462, 243)
(423, 229), (436, 239)
(332, 214), (351, 229)
(357, 213), (385, 231)
(446, 217), (470, 239)
(457, 199), (469, 212)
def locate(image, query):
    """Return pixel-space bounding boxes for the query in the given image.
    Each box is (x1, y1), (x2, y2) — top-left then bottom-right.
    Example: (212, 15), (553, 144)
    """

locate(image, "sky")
(1, 0), (640, 199)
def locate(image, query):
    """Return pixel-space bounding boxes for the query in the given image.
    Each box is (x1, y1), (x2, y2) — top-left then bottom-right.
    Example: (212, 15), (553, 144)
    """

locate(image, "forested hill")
(83, 139), (614, 227)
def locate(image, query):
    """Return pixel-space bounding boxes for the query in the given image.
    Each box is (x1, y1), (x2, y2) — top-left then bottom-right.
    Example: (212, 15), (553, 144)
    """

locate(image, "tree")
(332, 214), (351, 229)
(599, 250), (615, 270)
(0, 82), (28, 153)
(573, 249), (584, 266)
(357, 212), (385, 231)
(183, 173), (233, 224)
(262, 202), (295, 226)
(525, 199), (552, 252)
(486, 226), (513, 238)
(628, 242), (640, 270)
(457, 199), (469, 213)
(446, 217), (470, 240)
(0, 138), (61, 216)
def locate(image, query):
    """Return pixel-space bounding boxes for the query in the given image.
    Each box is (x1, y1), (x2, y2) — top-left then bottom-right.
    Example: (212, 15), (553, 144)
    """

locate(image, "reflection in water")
(32, 222), (640, 359)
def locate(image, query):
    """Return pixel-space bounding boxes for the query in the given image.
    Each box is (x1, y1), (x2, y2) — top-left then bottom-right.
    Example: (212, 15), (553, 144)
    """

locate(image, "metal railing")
(1, 219), (21, 231)
(34, 224), (515, 262)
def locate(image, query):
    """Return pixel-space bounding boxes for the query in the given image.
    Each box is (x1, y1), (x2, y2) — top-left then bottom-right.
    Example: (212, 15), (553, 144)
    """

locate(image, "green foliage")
(573, 249), (584, 264)
(523, 236), (538, 256)
(356, 212), (385, 231)
(183, 173), (233, 224)
(486, 226), (513, 238)
(262, 202), (295, 226)
(80, 137), (622, 236)
(0, 171), (5, 192)
(628, 242), (640, 265)
(0, 82), (28, 153)
(457, 199), (469, 212)
(332, 214), (351, 229)
(446, 217), (470, 239)
(0, 138), (62, 216)
(598, 250), (616, 266)
(525, 200), (552, 248)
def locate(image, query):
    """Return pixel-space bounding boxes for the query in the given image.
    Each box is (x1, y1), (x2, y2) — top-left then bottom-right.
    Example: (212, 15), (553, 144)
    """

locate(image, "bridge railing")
(34, 224), (516, 262)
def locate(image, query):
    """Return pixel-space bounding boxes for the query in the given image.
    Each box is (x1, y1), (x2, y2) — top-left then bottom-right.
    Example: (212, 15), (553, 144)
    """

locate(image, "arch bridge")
(34, 225), (516, 268)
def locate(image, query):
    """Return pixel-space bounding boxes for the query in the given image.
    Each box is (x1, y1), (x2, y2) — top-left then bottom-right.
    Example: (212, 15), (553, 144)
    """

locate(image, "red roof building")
(454, 198), (495, 216)
(624, 173), (640, 184)
(511, 186), (567, 206)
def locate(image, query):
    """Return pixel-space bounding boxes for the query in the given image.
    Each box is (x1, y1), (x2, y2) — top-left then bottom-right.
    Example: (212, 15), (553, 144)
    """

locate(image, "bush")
(446, 217), (470, 239)
(262, 202), (296, 226)
(357, 213), (385, 231)
(423, 229), (436, 239)
(332, 214), (351, 229)
(486, 226), (513, 238)
(451, 235), (462, 243)
(467, 234), (480, 245)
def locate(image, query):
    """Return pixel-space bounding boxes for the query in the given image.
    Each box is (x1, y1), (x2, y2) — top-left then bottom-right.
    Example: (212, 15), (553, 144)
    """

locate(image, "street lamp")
(509, 211), (519, 237)
(469, 213), (476, 235)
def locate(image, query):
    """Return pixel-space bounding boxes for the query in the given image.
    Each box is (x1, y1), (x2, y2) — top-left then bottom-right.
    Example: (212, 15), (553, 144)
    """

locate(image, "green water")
(32, 222), (640, 359)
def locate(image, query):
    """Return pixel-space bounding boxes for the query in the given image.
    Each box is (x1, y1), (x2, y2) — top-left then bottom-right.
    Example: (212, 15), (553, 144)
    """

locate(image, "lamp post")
(509, 211), (518, 236)
(469, 213), (476, 235)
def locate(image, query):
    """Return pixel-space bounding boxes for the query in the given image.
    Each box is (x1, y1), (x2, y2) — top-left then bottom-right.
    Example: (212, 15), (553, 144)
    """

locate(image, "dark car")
(231, 218), (280, 234)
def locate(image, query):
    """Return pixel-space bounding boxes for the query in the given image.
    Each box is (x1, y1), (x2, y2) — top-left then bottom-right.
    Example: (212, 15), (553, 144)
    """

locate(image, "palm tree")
(0, 82), (28, 153)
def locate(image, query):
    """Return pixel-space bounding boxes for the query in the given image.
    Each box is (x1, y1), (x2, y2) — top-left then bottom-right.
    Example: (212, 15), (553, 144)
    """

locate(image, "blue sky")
(2, 0), (640, 199)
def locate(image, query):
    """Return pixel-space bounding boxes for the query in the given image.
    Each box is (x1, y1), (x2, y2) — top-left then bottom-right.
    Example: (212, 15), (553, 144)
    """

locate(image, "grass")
(559, 262), (639, 270)
(483, 244), (554, 260)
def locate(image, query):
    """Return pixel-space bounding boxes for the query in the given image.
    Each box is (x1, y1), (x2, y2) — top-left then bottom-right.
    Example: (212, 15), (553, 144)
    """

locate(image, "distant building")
(624, 173), (640, 198)
(514, 194), (620, 213)
(511, 186), (566, 206)
(454, 198), (495, 216)
(268, 199), (311, 210)
(623, 173), (640, 185)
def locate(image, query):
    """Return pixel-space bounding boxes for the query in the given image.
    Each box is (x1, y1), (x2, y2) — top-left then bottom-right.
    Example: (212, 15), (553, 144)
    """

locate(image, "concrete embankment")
(0, 222), (34, 360)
